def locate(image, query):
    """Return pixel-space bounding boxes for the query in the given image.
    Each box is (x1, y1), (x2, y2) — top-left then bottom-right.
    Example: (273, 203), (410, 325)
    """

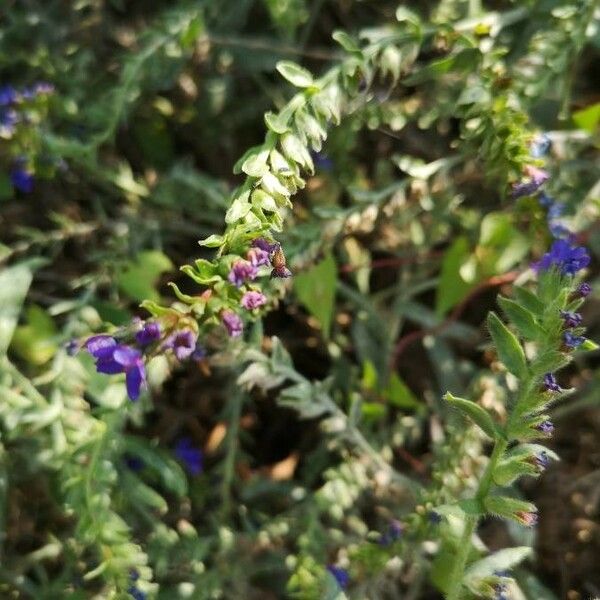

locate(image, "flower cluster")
(0, 82), (55, 193)
(79, 320), (203, 401)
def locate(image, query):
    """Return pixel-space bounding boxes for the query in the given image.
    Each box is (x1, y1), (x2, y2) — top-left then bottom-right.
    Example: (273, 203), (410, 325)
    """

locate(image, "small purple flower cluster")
(80, 320), (204, 401)
(221, 238), (292, 339)
(1, 83), (55, 193)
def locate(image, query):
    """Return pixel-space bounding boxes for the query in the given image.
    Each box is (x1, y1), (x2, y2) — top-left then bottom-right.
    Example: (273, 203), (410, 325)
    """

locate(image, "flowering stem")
(220, 383), (245, 518)
(446, 515), (477, 600)
(445, 437), (507, 600)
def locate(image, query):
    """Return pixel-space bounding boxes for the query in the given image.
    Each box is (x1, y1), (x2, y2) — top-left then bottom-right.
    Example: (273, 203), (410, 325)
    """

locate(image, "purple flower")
(127, 586), (147, 600)
(534, 450), (551, 470)
(84, 337), (146, 400)
(534, 240), (590, 276)
(538, 193), (554, 208)
(241, 290), (267, 310)
(511, 165), (549, 199)
(379, 520), (403, 546)
(10, 167), (34, 193)
(85, 335), (118, 359)
(530, 133), (551, 158)
(576, 282), (592, 298)
(515, 510), (538, 527)
(227, 260), (258, 287)
(0, 85), (17, 106)
(536, 420), (554, 436)
(163, 329), (198, 360)
(327, 566), (349, 589)
(543, 373), (561, 393)
(251, 238), (278, 253)
(247, 247), (271, 267)
(112, 346), (146, 400)
(174, 437), (203, 476)
(564, 331), (585, 349)
(135, 321), (161, 346)
(560, 310), (582, 328)
(222, 311), (243, 337)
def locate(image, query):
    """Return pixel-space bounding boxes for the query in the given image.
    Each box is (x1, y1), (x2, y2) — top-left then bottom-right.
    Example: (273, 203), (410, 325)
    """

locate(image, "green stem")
(446, 515), (477, 600)
(220, 384), (245, 518)
(445, 437), (507, 600)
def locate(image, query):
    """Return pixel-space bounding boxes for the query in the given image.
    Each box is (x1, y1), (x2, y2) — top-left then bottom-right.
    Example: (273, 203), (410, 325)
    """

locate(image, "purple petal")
(125, 363), (145, 401)
(85, 335), (117, 359)
(113, 346), (142, 368)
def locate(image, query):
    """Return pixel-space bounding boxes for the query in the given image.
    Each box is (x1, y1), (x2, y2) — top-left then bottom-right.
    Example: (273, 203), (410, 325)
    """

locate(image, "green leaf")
(436, 236), (477, 316)
(198, 234), (225, 248)
(384, 373), (421, 410)
(444, 392), (499, 439)
(276, 61), (314, 87)
(0, 262), (36, 354)
(11, 305), (58, 365)
(487, 312), (527, 378)
(241, 148), (270, 177)
(464, 547), (532, 581)
(573, 102), (600, 133)
(530, 350), (570, 375)
(181, 259), (221, 285)
(225, 193), (253, 224)
(294, 253), (337, 338)
(513, 286), (545, 316)
(332, 31), (362, 54)
(116, 250), (173, 303)
(497, 297), (544, 341)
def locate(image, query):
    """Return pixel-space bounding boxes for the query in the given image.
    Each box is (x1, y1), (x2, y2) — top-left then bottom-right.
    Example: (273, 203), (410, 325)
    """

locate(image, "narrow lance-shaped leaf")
(443, 392), (499, 439)
(497, 296), (544, 341)
(487, 311), (528, 378)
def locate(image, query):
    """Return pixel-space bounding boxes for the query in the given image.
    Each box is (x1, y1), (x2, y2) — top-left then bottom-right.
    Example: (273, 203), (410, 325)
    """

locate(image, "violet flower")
(576, 282), (592, 298)
(84, 336), (146, 400)
(511, 165), (549, 199)
(174, 437), (203, 476)
(163, 329), (197, 360)
(222, 311), (243, 337)
(241, 290), (267, 310)
(560, 310), (582, 328)
(564, 331), (585, 349)
(515, 510), (538, 527)
(135, 321), (161, 346)
(536, 420), (554, 436)
(247, 247), (271, 267)
(10, 166), (34, 193)
(228, 260), (258, 287)
(251, 238), (278, 253)
(542, 373), (561, 393)
(534, 240), (590, 276)
(327, 566), (349, 589)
